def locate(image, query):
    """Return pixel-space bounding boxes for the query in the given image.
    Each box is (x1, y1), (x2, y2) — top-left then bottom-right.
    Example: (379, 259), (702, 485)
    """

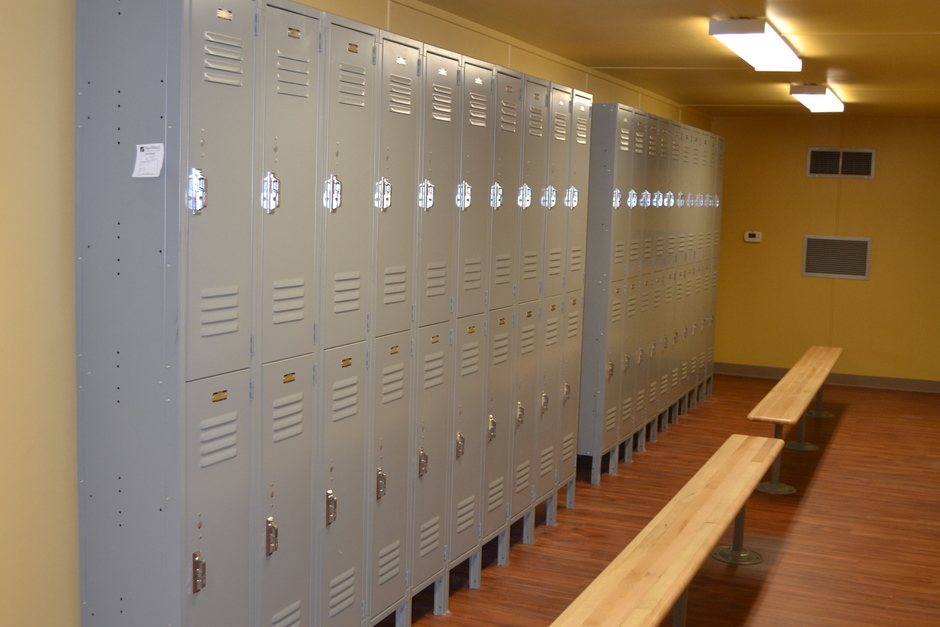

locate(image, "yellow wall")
(712, 116), (940, 381)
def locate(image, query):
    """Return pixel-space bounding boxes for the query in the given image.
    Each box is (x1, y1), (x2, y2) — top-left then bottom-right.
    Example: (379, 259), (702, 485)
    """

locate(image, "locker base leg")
(607, 448), (619, 475)
(688, 389), (697, 409)
(433, 574), (448, 616)
(497, 529), (509, 566)
(522, 510), (535, 544)
(590, 453), (602, 486)
(546, 492), (558, 526)
(698, 382), (706, 402)
(658, 410), (668, 432)
(669, 402), (679, 424)
(621, 435), (633, 463)
(635, 427), (646, 452)
(678, 395), (687, 416)
(394, 601), (411, 627)
(706, 375), (714, 397)
(468, 549), (482, 589)
(565, 478), (576, 509)
(647, 419), (658, 442)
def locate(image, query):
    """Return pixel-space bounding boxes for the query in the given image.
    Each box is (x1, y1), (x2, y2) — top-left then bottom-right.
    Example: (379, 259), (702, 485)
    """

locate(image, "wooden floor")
(405, 374), (940, 627)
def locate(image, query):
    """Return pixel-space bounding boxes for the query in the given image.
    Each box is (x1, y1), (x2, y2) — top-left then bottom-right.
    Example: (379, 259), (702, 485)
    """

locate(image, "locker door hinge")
(478, 522), (483, 538)
(365, 349), (370, 371)
(410, 338), (415, 356)
(249, 334), (254, 358)
(505, 502), (511, 518)
(562, 276), (567, 291)
(254, 11), (259, 36)
(443, 545), (448, 561)
(456, 68), (461, 86)
(530, 485), (536, 499)
(312, 364), (317, 384)
(513, 285), (517, 300)
(318, 30), (323, 53)
(249, 380), (254, 402)
(405, 571), (411, 587)
(372, 45), (377, 65)
(188, 167), (207, 214)
(265, 517), (279, 556)
(261, 171), (280, 213)
(449, 328), (454, 345)
(366, 313), (371, 336)
(484, 290), (489, 307)
(313, 323), (318, 346)
(192, 551), (207, 594)
(411, 304), (415, 322)
(449, 297), (455, 314)
(417, 57), (422, 77)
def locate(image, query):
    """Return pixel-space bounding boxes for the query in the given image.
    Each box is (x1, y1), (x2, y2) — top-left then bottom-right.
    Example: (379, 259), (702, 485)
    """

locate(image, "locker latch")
(715, 195), (721, 207)
(612, 188), (623, 209)
(627, 189), (638, 208)
(665, 191), (675, 207)
(261, 171), (280, 214)
(324, 174), (342, 212)
(564, 186), (579, 209)
(192, 551), (207, 594)
(456, 181), (472, 210)
(650, 341), (657, 357)
(376, 468), (387, 500)
(419, 179), (435, 211)
(662, 336), (669, 351)
(418, 448), (429, 477)
(325, 489), (338, 525)
(542, 185), (557, 209)
(515, 402), (525, 428)
(518, 184), (531, 209)
(607, 360), (615, 380)
(674, 331), (680, 345)
(188, 167), (207, 215)
(640, 190), (652, 208)
(623, 354), (631, 371)
(455, 432), (466, 459)
(540, 392), (549, 414)
(375, 177), (392, 212)
(678, 192), (686, 207)
(638, 348), (644, 364)
(265, 516), (279, 556)
(487, 415), (497, 442)
(653, 191), (664, 208)
(490, 182), (503, 209)
(563, 382), (571, 404)
(696, 193), (705, 207)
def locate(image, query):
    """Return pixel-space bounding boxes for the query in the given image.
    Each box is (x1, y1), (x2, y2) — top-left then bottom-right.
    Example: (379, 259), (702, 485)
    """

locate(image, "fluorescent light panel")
(709, 18), (802, 72)
(790, 84), (844, 112)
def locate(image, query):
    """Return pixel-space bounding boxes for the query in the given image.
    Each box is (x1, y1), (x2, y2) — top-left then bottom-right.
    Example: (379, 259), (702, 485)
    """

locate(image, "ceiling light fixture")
(790, 84), (845, 112)
(709, 18), (802, 72)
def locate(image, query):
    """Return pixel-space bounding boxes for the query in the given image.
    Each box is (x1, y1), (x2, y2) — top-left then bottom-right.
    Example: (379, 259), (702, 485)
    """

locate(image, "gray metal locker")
(374, 34), (421, 339)
(450, 314), (487, 567)
(185, 370), (252, 627)
(489, 68), (524, 311)
(416, 48), (461, 328)
(535, 295), (564, 501)
(643, 116), (663, 279)
(259, 5), (321, 365)
(663, 269), (680, 411)
(320, 19), (377, 350)
(518, 77), (550, 304)
(633, 276), (651, 430)
(411, 321), (454, 594)
(622, 279), (640, 440)
(482, 307), (514, 545)
(566, 91), (593, 294)
(455, 59), (495, 319)
(663, 122), (682, 271)
(543, 85), (572, 299)
(648, 269), (667, 419)
(369, 330), (413, 624)
(260, 354), (315, 627)
(316, 342), (368, 627)
(627, 111), (647, 279)
(558, 292), (584, 492)
(511, 302), (539, 523)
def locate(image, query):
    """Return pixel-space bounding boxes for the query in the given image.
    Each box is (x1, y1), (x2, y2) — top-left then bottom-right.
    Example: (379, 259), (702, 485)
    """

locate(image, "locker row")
(579, 103), (724, 484)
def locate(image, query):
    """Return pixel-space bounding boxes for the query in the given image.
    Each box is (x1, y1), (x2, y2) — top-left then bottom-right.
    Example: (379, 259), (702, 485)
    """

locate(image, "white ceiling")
(417, 0), (940, 117)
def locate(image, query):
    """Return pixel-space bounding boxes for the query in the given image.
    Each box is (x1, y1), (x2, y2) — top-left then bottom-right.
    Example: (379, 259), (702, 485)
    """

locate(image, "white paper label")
(132, 143), (164, 178)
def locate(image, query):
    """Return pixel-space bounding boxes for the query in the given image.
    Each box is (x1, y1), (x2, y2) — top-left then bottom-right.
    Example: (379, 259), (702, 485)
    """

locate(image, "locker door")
(649, 270), (666, 416)
(412, 321), (453, 590)
(185, 0), (256, 381)
(450, 314), (486, 564)
(511, 303), (539, 520)
(633, 277), (650, 428)
(664, 270), (680, 407)
(558, 292), (583, 485)
(455, 60), (495, 319)
(370, 330), (413, 620)
(535, 296), (563, 500)
(320, 21), (377, 350)
(482, 307), (513, 540)
(316, 342), (367, 627)
(543, 85), (571, 299)
(416, 49), (461, 328)
(374, 35), (421, 339)
(518, 77), (549, 304)
(260, 354), (315, 627)
(603, 283), (625, 451)
(567, 91), (592, 294)
(621, 280), (639, 438)
(664, 121), (683, 271)
(185, 370), (251, 627)
(259, 7), (320, 365)
(642, 116), (660, 279)
(489, 69), (524, 311)
(627, 112), (647, 279)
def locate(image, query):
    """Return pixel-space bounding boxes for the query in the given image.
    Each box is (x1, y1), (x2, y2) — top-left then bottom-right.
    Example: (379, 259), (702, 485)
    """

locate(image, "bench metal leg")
(711, 505), (764, 565)
(786, 414), (819, 451)
(672, 588), (688, 627)
(757, 424), (797, 495)
(806, 387), (834, 418)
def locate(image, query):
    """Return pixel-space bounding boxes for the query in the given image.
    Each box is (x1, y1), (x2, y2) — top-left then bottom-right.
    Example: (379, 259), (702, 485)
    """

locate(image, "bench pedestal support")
(711, 505), (764, 565)
(785, 414), (819, 451)
(672, 589), (688, 627)
(757, 424), (797, 495)
(806, 388), (834, 419)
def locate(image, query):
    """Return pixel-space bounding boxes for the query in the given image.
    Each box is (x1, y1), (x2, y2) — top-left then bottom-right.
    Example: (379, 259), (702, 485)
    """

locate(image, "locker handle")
(418, 448), (429, 477)
(563, 382), (571, 404)
(265, 517), (279, 556)
(665, 191), (675, 208)
(627, 189), (638, 209)
(188, 167), (207, 214)
(324, 174), (342, 212)
(518, 184), (531, 209)
(325, 489), (338, 526)
(515, 402), (525, 427)
(261, 171), (280, 214)
(455, 432), (466, 459)
(490, 182), (503, 209)
(640, 190), (652, 208)
(662, 336), (669, 351)
(638, 348), (644, 364)
(192, 551), (207, 594)
(542, 185), (557, 209)
(653, 191), (664, 208)
(623, 355), (631, 371)
(607, 360), (615, 380)
(612, 188), (623, 209)
(375, 177), (392, 212)
(456, 181), (472, 211)
(487, 415), (497, 442)
(565, 186), (579, 209)
(541, 392), (549, 414)
(376, 468), (387, 500)
(419, 179), (434, 211)
(677, 192), (686, 208)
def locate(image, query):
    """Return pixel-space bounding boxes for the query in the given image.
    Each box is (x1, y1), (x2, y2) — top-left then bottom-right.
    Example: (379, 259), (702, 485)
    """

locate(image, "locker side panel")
(567, 91), (592, 294)
(535, 296), (564, 500)
(518, 77), (549, 304)
(374, 36), (421, 339)
(260, 355), (315, 627)
(511, 303), (539, 519)
(483, 307), (514, 539)
(559, 292), (583, 484)
(543, 85), (571, 298)
(260, 8), (320, 364)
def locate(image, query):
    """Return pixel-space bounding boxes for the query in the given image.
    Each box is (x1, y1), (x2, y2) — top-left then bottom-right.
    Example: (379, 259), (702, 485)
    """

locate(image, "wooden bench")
(551, 434), (784, 627)
(747, 345), (843, 494)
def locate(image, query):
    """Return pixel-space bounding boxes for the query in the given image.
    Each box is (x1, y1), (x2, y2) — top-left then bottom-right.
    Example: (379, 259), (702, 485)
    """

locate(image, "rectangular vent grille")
(272, 277), (306, 325)
(431, 84), (453, 122)
(469, 92), (489, 127)
(491, 332), (510, 366)
(389, 74), (413, 115)
(423, 350), (445, 389)
(419, 516), (441, 556)
(803, 235), (871, 280)
(566, 310), (580, 338)
(381, 363), (405, 404)
(272, 600), (302, 627)
(807, 148), (875, 178)
(271, 392), (304, 443)
(494, 254), (512, 284)
(460, 341), (481, 377)
(487, 477), (505, 511)
(561, 432), (575, 461)
(328, 567), (356, 617)
(500, 100), (518, 133)
(331, 376), (359, 422)
(383, 266), (407, 305)
(337, 63), (366, 107)
(377, 540), (402, 585)
(456, 495), (476, 533)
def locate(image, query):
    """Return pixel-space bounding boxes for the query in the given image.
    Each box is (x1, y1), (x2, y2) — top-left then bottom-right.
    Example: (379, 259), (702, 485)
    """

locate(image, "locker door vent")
(621, 398), (632, 420)
(422, 351), (445, 389)
(561, 432), (575, 462)
(272, 600), (302, 627)
(199, 410), (239, 468)
(425, 262), (448, 297)
(332, 271), (362, 313)
(539, 446), (554, 476)
(276, 53), (311, 98)
(547, 248), (563, 276)
(462, 258), (483, 292)
(544, 316), (559, 346)
(381, 363), (405, 404)
(569, 245), (583, 274)
(491, 332), (510, 366)
(566, 309), (580, 339)
(553, 111), (568, 141)
(327, 567), (356, 617)
(610, 298), (623, 325)
(388, 74), (413, 115)
(337, 63), (367, 107)
(575, 115), (589, 144)
(802, 235), (871, 280)
(271, 392), (305, 443)
(272, 278), (306, 324)
(528, 106), (544, 137)
(455, 495), (476, 533)
(522, 251), (538, 281)
(383, 266), (408, 305)
(469, 91), (489, 127)
(487, 477), (505, 512)
(460, 341), (481, 376)
(519, 323), (536, 355)
(514, 460), (531, 492)
(499, 100), (518, 133)
(431, 84), (454, 122)
(807, 148), (875, 178)
(377, 540), (402, 585)
(331, 375), (359, 422)
(604, 406), (617, 432)
(618, 125), (630, 151)
(494, 255), (512, 285)
(418, 516), (441, 556)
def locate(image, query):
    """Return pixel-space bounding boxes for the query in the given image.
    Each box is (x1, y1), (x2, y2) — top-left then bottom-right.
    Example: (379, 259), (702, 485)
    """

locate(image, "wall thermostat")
(744, 231), (762, 243)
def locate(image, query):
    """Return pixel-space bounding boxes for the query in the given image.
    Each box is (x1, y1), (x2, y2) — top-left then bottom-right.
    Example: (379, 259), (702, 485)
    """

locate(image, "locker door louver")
(807, 148), (875, 178)
(528, 107), (544, 137)
(272, 278), (306, 324)
(331, 375), (359, 422)
(494, 255), (512, 285)
(381, 363), (405, 404)
(575, 115), (589, 144)
(327, 567), (356, 617)
(204, 32), (245, 87)
(553, 111), (568, 141)
(271, 392), (304, 443)
(469, 91), (488, 127)
(491, 332), (510, 365)
(802, 235), (871, 280)
(337, 63), (367, 107)
(460, 341), (481, 376)
(276, 53), (311, 98)
(388, 74), (413, 114)
(377, 540), (402, 585)
(487, 477), (505, 511)
(199, 410), (239, 468)
(499, 100), (518, 132)
(431, 84), (453, 122)
(271, 600), (302, 627)
(566, 309), (580, 339)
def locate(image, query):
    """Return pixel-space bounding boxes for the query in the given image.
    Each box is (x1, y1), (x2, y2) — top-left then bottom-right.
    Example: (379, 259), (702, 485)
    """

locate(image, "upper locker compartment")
(543, 85), (572, 299)
(259, 6), (321, 365)
(374, 34), (421, 339)
(320, 19), (378, 350)
(455, 58), (495, 320)
(185, 0), (257, 382)
(567, 91), (592, 294)
(416, 46), (461, 329)
(518, 76), (549, 305)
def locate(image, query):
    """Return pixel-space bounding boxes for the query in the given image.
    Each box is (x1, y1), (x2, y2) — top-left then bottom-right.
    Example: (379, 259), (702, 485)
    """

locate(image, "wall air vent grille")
(807, 148), (875, 178)
(803, 235), (871, 280)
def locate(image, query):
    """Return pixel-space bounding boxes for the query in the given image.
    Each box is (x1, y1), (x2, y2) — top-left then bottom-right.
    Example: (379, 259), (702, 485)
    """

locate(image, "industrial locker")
(320, 18), (378, 350)
(558, 291), (584, 491)
(411, 321), (454, 594)
(566, 91), (593, 295)
(535, 295), (564, 501)
(450, 314), (487, 567)
(416, 47), (461, 328)
(455, 59), (495, 319)
(488, 69), (524, 312)
(373, 34), (421, 340)
(543, 84), (572, 299)
(622, 279), (640, 439)
(644, 116), (664, 278)
(518, 77), (550, 304)
(627, 111), (648, 279)
(511, 302), (540, 525)
(482, 307), (514, 546)
(316, 341), (368, 627)
(369, 331), (413, 624)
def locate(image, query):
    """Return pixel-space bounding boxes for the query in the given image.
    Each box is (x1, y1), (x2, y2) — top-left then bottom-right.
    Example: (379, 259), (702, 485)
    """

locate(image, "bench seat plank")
(551, 434), (784, 627)
(747, 346), (843, 426)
